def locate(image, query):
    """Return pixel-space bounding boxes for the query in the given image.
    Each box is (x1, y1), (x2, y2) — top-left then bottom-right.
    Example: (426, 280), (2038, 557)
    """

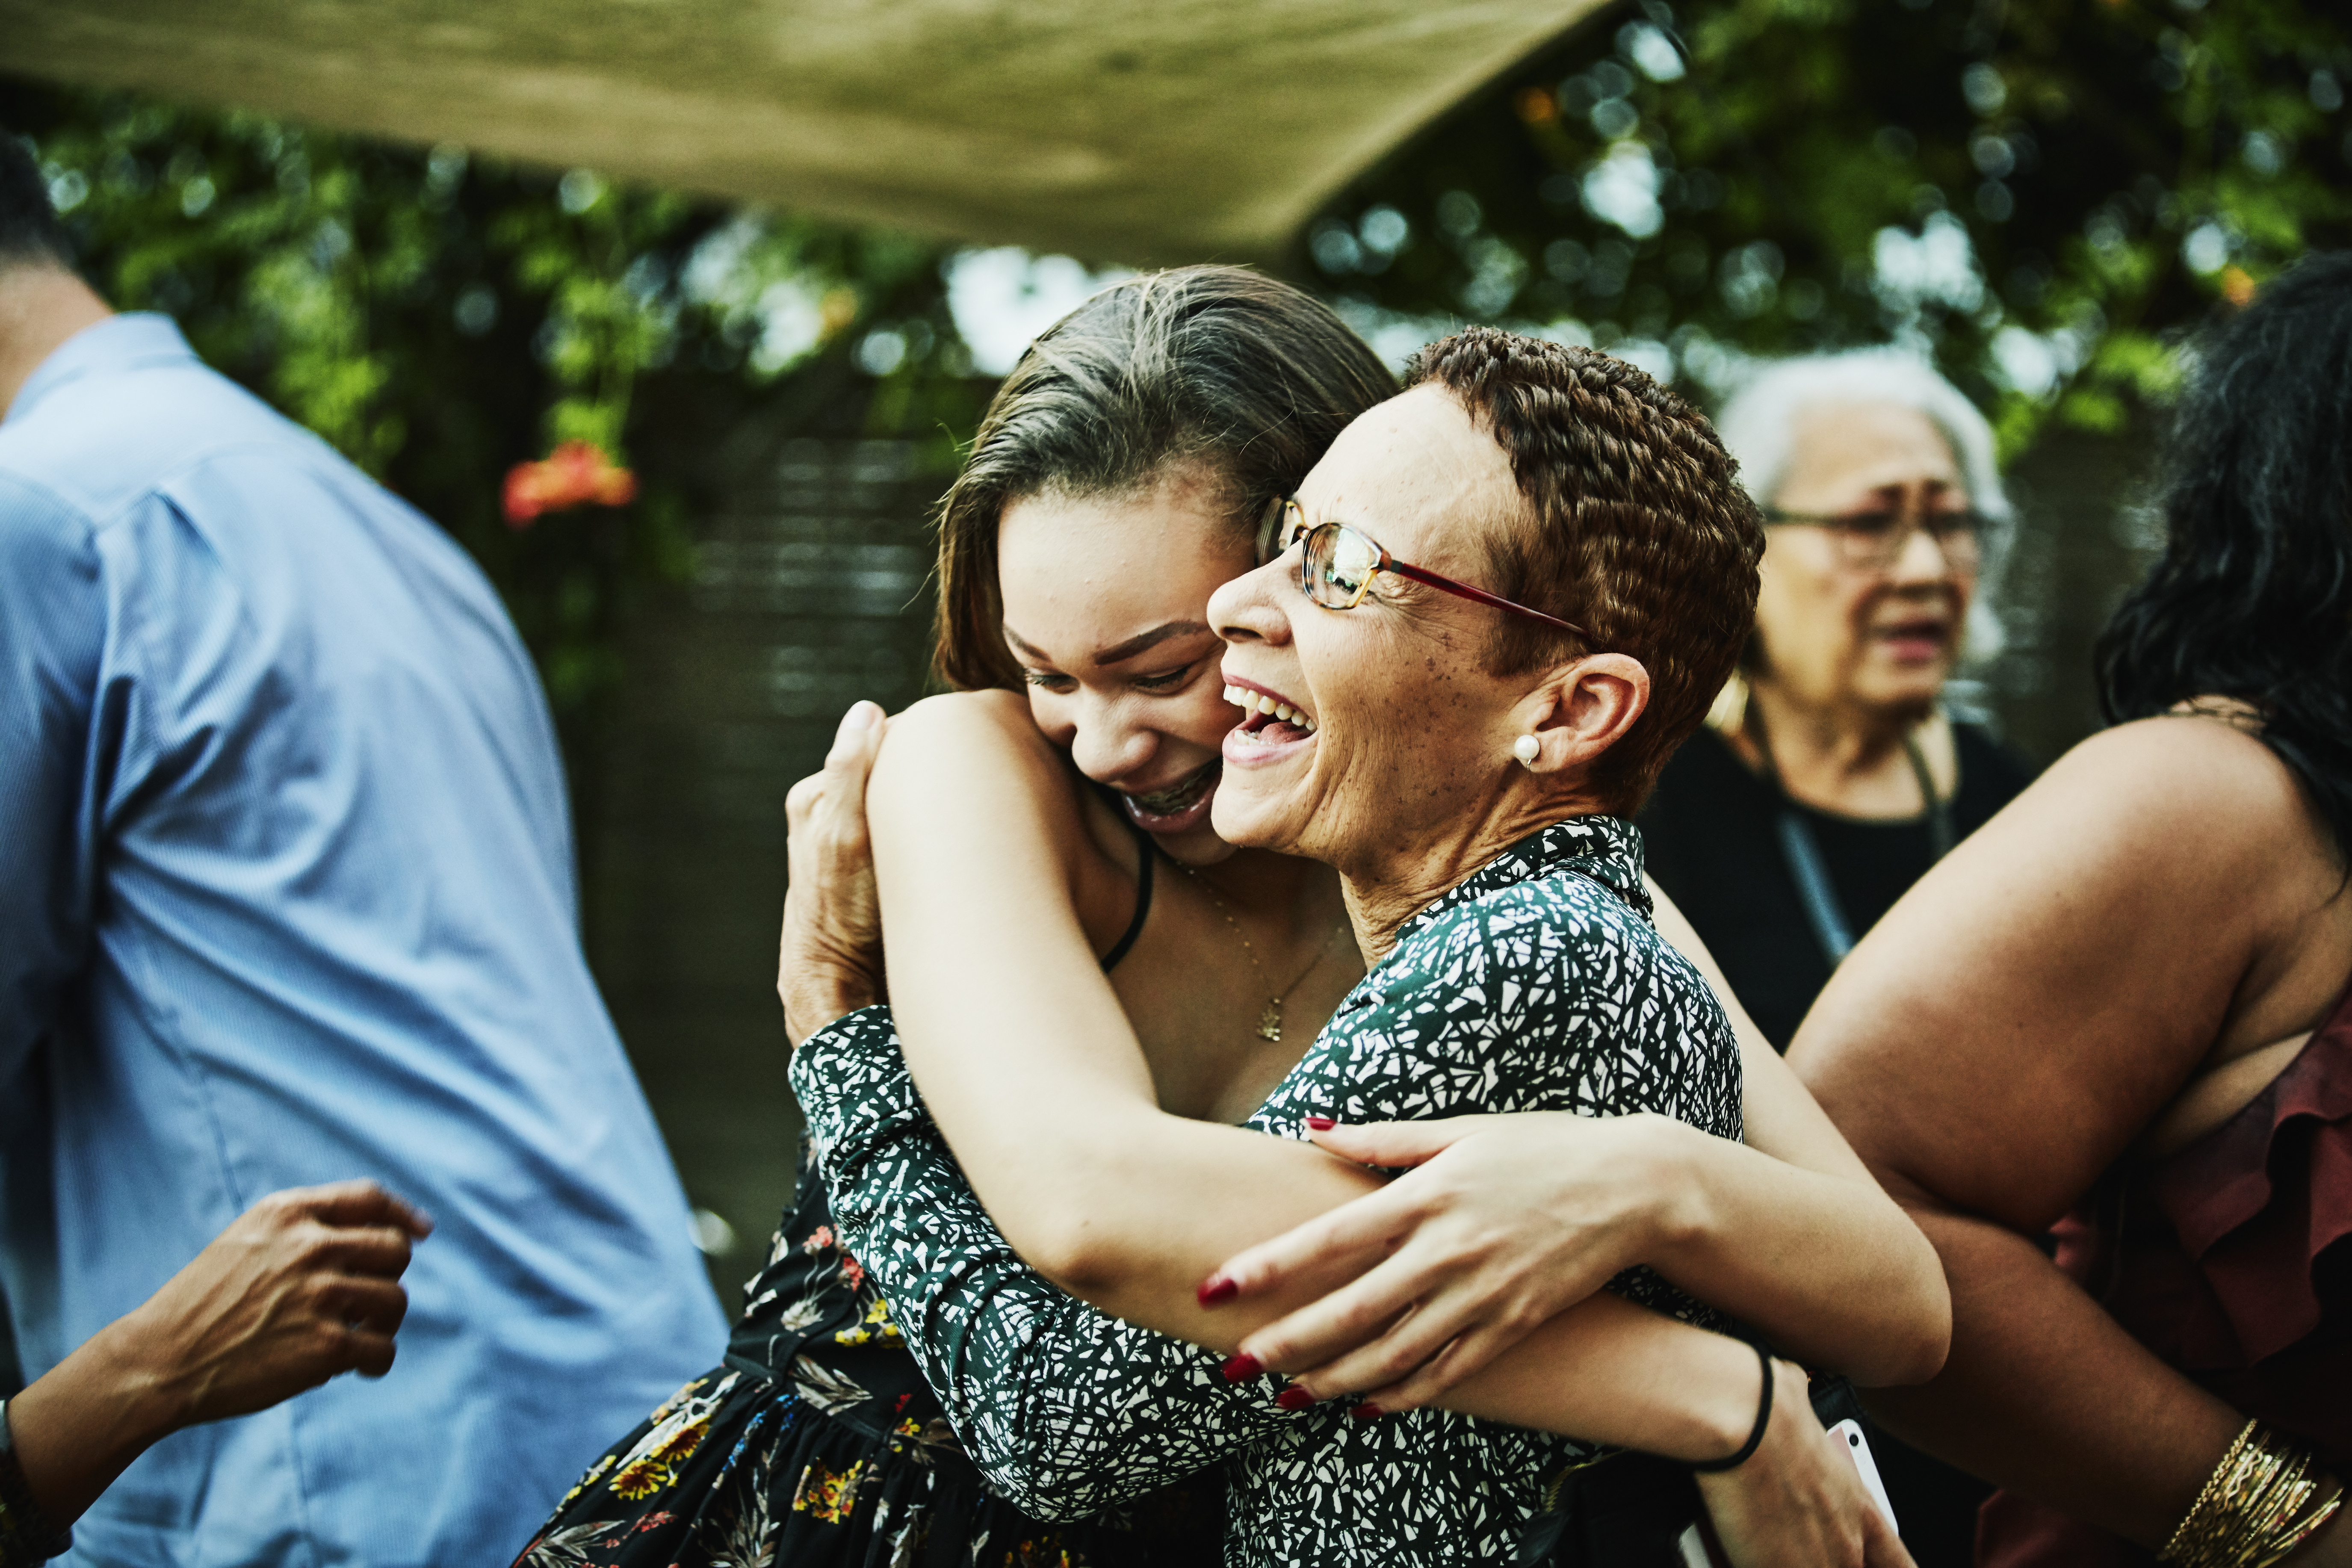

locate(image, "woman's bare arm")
(1793, 717), (2352, 1550)
(1202, 889), (1947, 1408)
(862, 694), (1927, 1391)
(816, 692), (1912, 1564)
(779, 697), (1944, 1399)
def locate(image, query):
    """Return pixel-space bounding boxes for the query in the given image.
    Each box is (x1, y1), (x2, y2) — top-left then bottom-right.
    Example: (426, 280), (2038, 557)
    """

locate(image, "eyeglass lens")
(1829, 511), (1982, 570)
(1304, 523), (1383, 608)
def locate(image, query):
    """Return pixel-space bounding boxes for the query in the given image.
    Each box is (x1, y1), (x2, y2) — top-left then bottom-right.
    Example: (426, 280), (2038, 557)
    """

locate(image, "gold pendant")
(1257, 999), (1283, 1042)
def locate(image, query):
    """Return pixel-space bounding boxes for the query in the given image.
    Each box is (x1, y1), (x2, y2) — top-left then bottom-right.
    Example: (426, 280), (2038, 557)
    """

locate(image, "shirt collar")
(6, 313), (198, 427)
(1392, 814), (1652, 948)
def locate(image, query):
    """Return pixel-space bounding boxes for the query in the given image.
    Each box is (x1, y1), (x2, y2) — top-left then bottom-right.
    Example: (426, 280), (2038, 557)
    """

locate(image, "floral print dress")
(790, 816), (1743, 1567)
(514, 784), (1208, 1568)
(510, 1134), (1223, 1568)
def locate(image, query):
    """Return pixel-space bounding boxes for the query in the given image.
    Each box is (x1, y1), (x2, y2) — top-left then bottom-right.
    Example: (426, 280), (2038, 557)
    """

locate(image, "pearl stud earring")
(1512, 735), (1540, 767)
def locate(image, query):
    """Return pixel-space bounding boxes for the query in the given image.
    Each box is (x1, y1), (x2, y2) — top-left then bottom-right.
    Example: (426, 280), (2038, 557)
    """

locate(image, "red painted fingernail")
(1304, 1115), (1336, 1131)
(1198, 1276), (1238, 1307)
(1221, 1352), (1262, 1382)
(1350, 1402), (1384, 1420)
(1276, 1385), (1317, 1412)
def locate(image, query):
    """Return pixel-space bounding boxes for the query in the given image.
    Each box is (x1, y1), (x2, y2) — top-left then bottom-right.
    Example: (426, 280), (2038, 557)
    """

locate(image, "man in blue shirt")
(0, 136), (726, 1562)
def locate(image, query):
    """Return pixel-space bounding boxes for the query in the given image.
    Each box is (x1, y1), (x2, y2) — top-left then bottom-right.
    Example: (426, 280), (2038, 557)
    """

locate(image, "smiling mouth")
(1224, 683), (1318, 738)
(1120, 759), (1222, 832)
(1126, 760), (1219, 816)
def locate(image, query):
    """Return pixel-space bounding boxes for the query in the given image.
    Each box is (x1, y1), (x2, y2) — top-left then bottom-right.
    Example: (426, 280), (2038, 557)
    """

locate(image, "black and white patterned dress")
(790, 816), (1743, 1567)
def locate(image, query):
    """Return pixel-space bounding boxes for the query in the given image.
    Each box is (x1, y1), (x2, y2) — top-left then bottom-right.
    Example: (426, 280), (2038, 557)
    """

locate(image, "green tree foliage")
(1302, 0), (2350, 455)
(3, 81), (984, 748)
(8, 0), (2346, 757)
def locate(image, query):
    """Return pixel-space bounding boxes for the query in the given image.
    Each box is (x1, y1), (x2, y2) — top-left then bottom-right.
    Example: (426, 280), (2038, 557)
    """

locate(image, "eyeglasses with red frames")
(1255, 497), (1589, 639)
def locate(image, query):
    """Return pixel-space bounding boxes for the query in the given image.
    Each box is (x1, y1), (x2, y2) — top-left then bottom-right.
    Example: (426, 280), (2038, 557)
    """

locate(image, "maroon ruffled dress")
(1977, 980), (2352, 1565)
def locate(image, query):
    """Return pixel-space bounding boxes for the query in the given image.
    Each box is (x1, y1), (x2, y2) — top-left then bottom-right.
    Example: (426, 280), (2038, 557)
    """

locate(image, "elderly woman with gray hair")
(1632, 352), (2034, 1565)
(1637, 351), (2035, 1056)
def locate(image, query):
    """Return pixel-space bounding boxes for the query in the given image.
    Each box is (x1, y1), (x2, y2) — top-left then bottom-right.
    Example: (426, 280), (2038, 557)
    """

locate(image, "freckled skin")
(1208, 385), (1650, 954)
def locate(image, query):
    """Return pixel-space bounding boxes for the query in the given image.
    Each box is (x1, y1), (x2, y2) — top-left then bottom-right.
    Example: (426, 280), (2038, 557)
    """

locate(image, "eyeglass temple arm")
(1385, 559), (1588, 638)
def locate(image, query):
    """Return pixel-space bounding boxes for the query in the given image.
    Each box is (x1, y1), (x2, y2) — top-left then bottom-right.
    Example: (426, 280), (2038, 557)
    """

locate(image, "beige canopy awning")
(2, 0), (1606, 263)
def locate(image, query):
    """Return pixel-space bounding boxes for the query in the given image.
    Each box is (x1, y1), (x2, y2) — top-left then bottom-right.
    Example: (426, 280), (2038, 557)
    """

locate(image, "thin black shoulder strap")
(1100, 816), (1155, 974)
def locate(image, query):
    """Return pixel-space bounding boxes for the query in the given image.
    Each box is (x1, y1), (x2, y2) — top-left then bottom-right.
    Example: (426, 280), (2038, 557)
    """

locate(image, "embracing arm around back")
(1206, 894), (1947, 1412)
(862, 691), (1933, 1412)
(1793, 716), (2352, 1553)
(856, 691), (1765, 1458)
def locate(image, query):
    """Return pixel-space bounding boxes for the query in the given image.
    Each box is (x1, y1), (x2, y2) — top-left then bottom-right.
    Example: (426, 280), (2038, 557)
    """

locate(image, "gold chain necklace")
(1174, 862), (1351, 1043)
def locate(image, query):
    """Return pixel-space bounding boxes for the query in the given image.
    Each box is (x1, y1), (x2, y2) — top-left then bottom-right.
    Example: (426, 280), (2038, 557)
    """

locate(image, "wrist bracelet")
(1688, 1338), (1776, 1474)
(2157, 1418), (2345, 1568)
(0, 1400), (73, 1562)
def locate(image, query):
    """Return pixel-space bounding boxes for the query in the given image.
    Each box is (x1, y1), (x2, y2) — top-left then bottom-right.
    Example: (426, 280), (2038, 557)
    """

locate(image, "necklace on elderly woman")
(1746, 706), (1955, 967)
(1174, 862), (1352, 1042)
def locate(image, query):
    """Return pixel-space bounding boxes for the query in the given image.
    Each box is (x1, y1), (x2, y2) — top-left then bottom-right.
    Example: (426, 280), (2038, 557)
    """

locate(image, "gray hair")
(1714, 350), (2013, 665)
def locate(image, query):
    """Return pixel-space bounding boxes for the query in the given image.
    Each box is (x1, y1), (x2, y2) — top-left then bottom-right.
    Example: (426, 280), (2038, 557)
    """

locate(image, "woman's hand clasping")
(1699, 1358), (1916, 1568)
(780, 700), (889, 1045)
(1198, 1111), (1689, 1411)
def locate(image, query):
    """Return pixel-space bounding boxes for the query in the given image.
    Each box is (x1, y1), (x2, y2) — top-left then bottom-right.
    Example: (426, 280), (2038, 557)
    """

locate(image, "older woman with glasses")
(1616, 353), (2031, 1564)
(1634, 352), (2034, 1057)
(1197, 355), (2027, 1567)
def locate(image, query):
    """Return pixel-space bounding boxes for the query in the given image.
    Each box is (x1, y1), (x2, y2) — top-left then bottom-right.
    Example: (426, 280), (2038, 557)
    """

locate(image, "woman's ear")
(1510, 655), (1651, 774)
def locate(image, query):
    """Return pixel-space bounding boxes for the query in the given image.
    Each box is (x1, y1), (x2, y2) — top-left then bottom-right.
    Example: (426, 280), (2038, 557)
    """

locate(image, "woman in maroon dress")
(1791, 253), (2352, 1561)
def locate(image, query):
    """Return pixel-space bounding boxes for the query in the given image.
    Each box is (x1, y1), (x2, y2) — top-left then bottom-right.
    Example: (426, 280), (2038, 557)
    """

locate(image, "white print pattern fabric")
(790, 815), (1743, 1567)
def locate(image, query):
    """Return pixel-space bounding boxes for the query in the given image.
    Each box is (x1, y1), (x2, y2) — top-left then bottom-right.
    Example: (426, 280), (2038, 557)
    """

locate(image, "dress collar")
(6, 313), (198, 427)
(1392, 814), (1651, 948)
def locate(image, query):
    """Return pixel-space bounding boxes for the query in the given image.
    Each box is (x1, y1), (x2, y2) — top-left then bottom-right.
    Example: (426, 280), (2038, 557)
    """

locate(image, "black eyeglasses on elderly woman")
(1758, 502), (1986, 575)
(1256, 495), (1589, 638)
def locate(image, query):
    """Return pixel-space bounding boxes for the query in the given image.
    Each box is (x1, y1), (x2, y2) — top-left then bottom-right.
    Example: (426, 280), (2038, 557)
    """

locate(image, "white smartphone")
(1828, 1417), (1900, 1532)
(1672, 1419), (1900, 1566)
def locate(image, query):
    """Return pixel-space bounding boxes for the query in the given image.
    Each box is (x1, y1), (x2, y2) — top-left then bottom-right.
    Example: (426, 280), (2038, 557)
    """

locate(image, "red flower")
(502, 440), (638, 527)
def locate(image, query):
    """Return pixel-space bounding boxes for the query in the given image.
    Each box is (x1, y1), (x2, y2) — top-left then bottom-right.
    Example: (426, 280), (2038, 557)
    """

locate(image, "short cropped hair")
(934, 266), (1396, 691)
(1405, 328), (1764, 811)
(1713, 349), (2013, 660)
(0, 132), (73, 272)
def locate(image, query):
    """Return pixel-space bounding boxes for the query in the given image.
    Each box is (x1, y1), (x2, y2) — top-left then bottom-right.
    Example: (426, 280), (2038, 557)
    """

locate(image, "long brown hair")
(933, 266), (1396, 691)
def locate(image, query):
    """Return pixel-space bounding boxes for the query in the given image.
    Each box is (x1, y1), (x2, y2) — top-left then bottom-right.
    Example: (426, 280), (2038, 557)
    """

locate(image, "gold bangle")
(2161, 1423), (2344, 1568)
(2252, 1479), (2344, 1568)
(2164, 1422), (2262, 1565)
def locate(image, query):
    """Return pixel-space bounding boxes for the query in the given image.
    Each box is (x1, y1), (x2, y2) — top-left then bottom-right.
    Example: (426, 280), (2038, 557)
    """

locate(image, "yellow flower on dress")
(610, 1414), (711, 1500)
(557, 1453), (615, 1507)
(832, 1292), (902, 1348)
(603, 1373), (735, 1500)
(792, 1458), (866, 1523)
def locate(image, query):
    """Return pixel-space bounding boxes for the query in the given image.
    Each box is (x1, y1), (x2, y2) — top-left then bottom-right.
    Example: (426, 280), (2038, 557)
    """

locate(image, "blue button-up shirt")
(0, 315), (727, 1566)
